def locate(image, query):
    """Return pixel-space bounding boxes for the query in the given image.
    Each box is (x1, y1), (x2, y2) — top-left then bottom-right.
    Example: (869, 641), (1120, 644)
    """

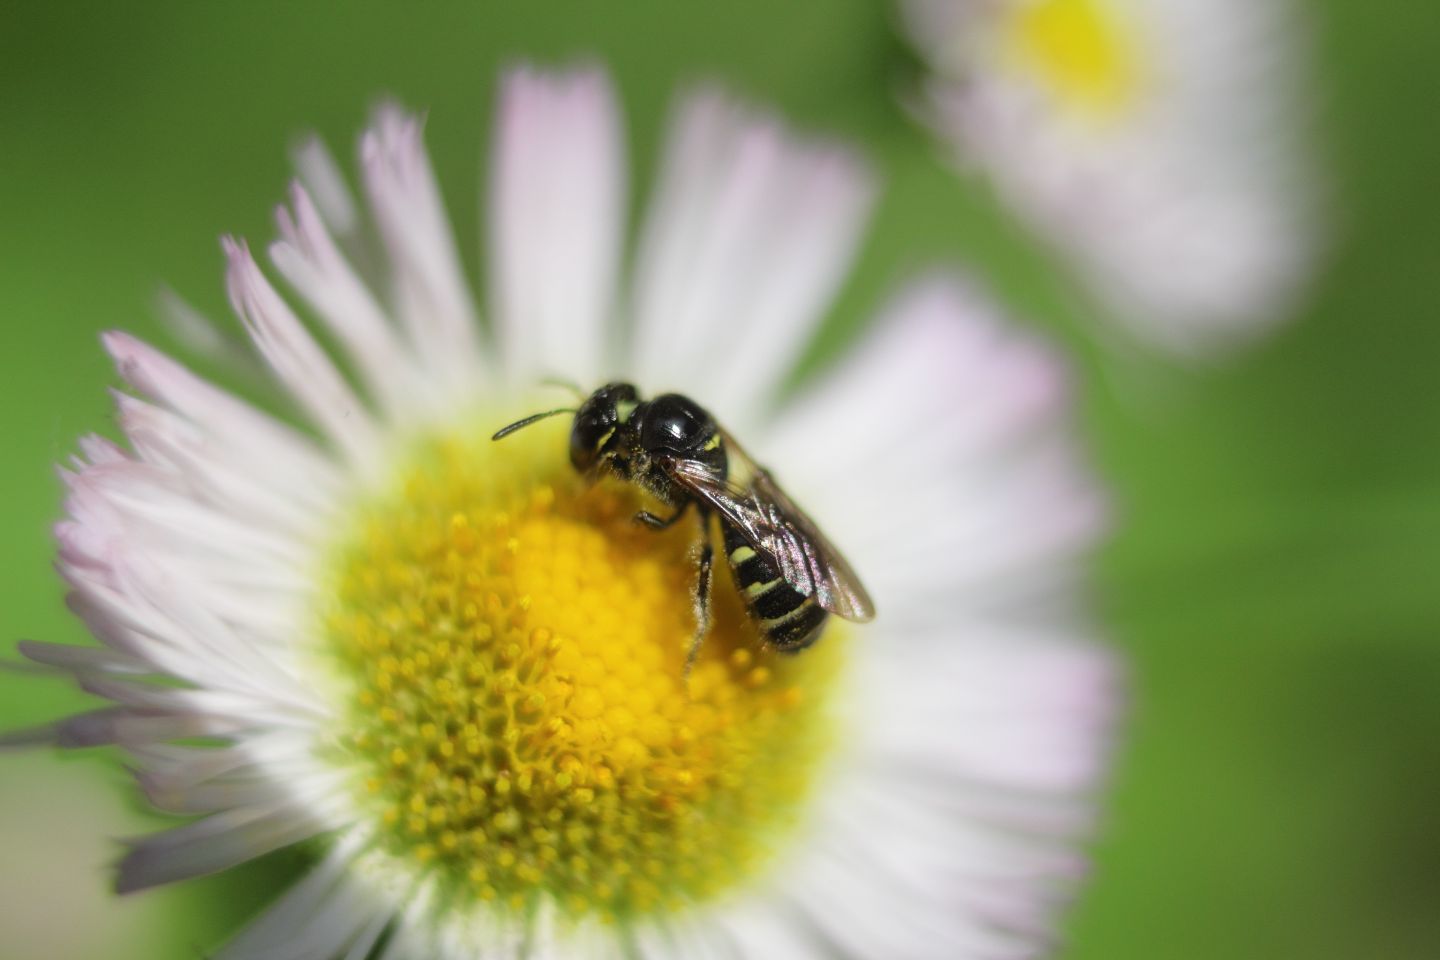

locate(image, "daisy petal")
(115, 804), (335, 894)
(223, 237), (379, 467)
(217, 842), (390, 960)
(763, 275), (1104, 619)
(488, 65), (625, 385)
(292, 134), (362, 244)
(154, 287), (246, 366)
(271, 183), (425, 419)
(859, 626), (1119, 797)
(114, 391), (328, 536)
(361, 104), (485, 397)
(102, 331), (341, 494)
(16, 640), (150, 677)
(628, 89), (875, 423)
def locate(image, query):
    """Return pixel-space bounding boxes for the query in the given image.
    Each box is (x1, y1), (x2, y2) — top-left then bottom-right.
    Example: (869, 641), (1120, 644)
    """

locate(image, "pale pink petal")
(762, 275), (1105, 618)
(115, 805), (330, 894)
(361, 104), (485, 397)
(856, 626), (1120, 797)
(102, 331), (341, 496)
(114, 391), (323, 536)
(271, 183), (427, 419)
(628, 89), (875, 425)
(292, 134), (361, 242)
(223, 237), (379, 467)
(488, 65), (625, 385)
(153, 287), (249, 366)
(215, 838), (374, 959)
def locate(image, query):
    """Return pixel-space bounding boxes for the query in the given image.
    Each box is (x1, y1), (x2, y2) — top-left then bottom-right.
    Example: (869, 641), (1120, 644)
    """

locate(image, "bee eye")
(569, 410), (610, 470)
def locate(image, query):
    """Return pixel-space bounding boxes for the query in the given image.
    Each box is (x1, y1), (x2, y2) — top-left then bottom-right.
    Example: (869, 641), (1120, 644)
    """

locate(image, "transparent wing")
(664, 434), (875, 622)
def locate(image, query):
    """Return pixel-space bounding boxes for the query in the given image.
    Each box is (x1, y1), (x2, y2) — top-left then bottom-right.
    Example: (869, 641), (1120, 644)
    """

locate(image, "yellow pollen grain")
(1005, 0), (1141, 120)
(319, 424), (844, 921)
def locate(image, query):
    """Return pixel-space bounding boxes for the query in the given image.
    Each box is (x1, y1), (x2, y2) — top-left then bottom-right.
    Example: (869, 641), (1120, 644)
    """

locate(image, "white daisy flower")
(6, 64), (1117, 959)
(901, 0), (1318, 354)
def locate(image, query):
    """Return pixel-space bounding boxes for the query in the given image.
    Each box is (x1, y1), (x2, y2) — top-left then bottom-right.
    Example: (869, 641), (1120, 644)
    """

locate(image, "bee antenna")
(491, 408), (576, 441)
(539, 376), (585, 399)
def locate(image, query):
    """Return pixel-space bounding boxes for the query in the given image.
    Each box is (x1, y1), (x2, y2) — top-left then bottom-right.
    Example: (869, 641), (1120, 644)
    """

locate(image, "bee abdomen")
(723, 526), (829, 653)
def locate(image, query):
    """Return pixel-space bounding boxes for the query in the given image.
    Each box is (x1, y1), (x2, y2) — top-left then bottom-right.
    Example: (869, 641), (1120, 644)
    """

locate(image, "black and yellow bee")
(494, 383), (874, 661)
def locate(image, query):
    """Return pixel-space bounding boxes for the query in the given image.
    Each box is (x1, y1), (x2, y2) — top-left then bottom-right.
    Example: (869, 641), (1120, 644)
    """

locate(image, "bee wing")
(663, 437), (875, 623)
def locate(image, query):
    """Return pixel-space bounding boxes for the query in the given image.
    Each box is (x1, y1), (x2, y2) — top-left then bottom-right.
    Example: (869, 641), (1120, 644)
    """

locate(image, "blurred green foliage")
(1, 2), (1437, 957)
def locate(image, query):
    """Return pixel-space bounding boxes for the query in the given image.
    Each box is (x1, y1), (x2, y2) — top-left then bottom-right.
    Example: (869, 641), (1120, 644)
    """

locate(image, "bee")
(493, 383), (874, 662)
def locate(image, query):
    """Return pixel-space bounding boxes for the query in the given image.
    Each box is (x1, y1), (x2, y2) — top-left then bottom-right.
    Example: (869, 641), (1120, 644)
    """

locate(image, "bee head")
(569, 382), (638, 471)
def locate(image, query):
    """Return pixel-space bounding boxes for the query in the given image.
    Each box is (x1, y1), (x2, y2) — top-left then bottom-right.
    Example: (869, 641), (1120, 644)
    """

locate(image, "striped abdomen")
(722, 524), (828, 652)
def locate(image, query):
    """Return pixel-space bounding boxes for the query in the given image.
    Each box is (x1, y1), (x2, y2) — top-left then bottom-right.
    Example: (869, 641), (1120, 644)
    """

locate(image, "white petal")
(62, 449), (308, 570)
(54, 469), (320, 713)
(361, 104), (486, 399)
(16, 640), (149, 677)
(713, 898), (830, 959)
(1, 707), (249, 750)
(271, 183), (427, 419)
(59, 460), (313, 643)
(858, 626), (1119, 797)
(216, 834), (389, 960)
(633, 916), (740, 960)
(102, 331), (342, 495)
(117, 793), (349, 895)
(488, 64), (625, 385)
(292, 134), (361, 243)
(753, 746), (1087, 959)
(763, 275), (1104, 620)
(154, 287), (251, 367)
(127, 734), (295, 793)
(223, 237), (380, 467)
(114, 391), (328, 536)
(628, 89), (875, 422)
(715, 617), (1116, 960)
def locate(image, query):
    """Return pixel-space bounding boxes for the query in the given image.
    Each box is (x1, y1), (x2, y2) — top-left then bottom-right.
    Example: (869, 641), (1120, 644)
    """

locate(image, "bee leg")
(634, 502), (689, 530)
(685, 538), (714, 676)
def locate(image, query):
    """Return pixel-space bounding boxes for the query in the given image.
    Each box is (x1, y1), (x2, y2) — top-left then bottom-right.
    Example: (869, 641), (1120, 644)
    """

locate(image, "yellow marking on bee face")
(702, 434), (722, 452)
(595, 427), (616, 449)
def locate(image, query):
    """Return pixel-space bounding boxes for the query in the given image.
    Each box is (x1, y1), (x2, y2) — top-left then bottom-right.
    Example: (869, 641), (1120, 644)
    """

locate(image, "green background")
(2, 2), (1437, 957)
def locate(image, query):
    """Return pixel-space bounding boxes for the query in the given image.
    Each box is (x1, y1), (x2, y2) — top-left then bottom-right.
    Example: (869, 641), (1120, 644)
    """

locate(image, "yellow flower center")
(318, 421), (845, 922)
(1004, 0), (1141, 121)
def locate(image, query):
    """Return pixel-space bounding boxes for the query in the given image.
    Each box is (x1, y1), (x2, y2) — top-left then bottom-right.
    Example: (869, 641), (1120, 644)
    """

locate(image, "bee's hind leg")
(634, 502), (710, 675)
(685, 537), (714, 676)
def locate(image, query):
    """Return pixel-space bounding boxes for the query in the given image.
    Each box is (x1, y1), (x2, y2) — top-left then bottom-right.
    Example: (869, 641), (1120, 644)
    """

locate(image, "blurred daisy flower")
(901, 0), (1319, 354)
(5, 65), (1117, 958)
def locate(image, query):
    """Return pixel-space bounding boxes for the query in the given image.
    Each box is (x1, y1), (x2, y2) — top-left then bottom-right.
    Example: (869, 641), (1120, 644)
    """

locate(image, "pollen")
(318, 423), (845, 922)
(1005, 0), (1142, 121)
